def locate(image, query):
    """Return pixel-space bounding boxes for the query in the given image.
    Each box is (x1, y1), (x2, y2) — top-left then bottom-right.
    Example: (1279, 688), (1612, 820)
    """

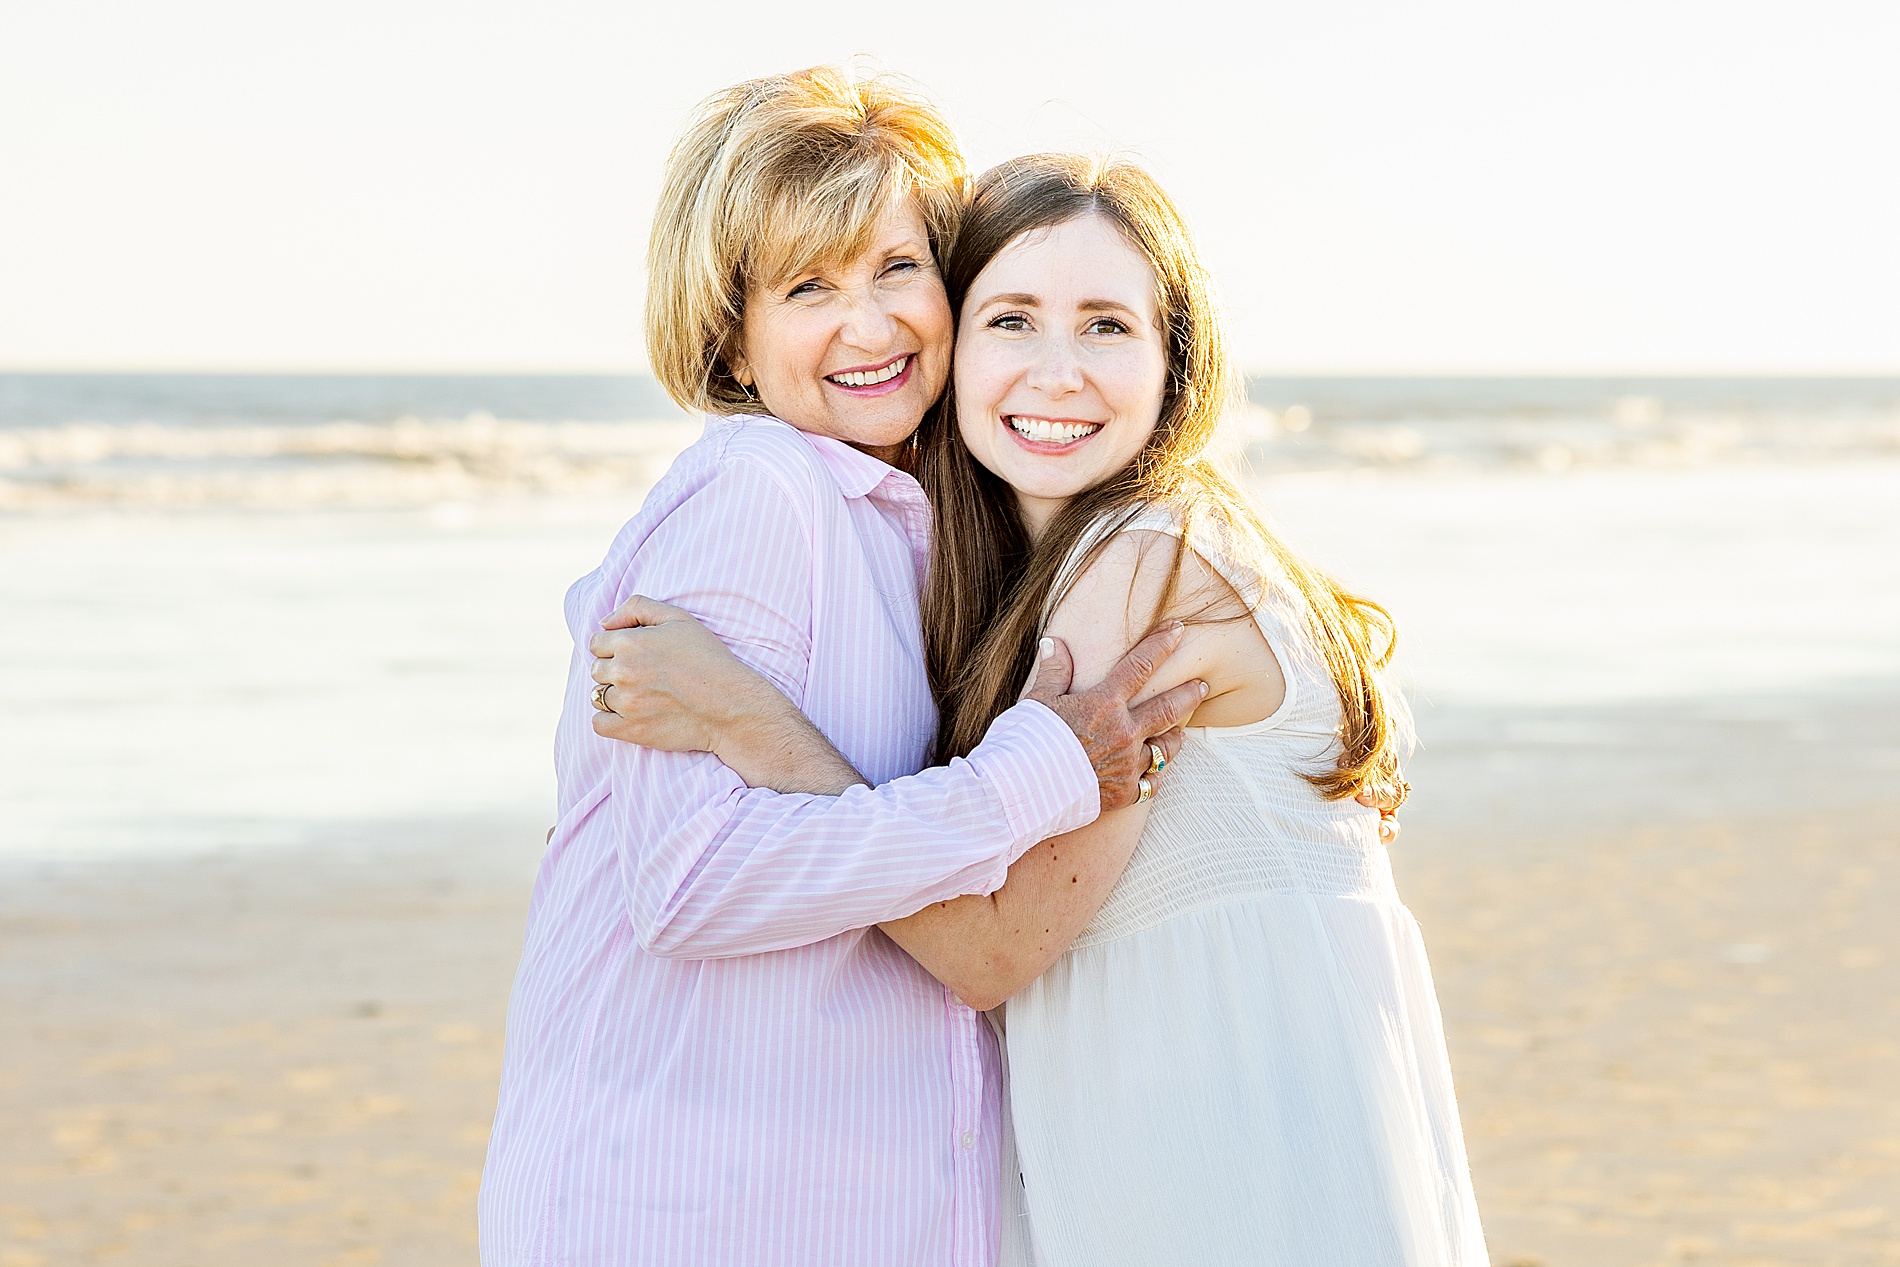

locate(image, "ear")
(723, 332), (752, 390)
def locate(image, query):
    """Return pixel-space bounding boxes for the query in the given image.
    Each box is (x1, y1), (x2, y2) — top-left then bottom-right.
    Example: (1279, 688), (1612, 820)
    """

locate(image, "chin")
(836, 417), (922, 451)
(847, 399), (934, 444)
(1007, 470), (1090, 502)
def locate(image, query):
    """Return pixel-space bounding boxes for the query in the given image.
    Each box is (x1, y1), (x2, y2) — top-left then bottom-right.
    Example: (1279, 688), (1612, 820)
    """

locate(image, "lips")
(825, 355), (910, 388)
(1006, 415), (1104, 444)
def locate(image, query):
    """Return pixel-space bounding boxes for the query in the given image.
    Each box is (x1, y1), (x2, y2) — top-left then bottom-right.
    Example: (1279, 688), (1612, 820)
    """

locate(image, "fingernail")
(1170, 620), (1185, 633)
(1040, 637), (1054, 659)
(1198, 680), (1209, 697)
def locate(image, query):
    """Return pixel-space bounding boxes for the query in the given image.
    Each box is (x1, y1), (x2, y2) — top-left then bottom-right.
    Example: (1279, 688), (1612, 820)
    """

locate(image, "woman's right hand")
(587, 595), (757, 753)
(1021, 624), (1204, 814)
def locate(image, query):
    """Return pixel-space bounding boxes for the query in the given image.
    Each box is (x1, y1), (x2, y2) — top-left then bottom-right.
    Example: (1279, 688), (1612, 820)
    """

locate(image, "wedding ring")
(1136, 776), (1155, 804)
(591, 682), (612, 713)
(1147, 742), (1167, 775)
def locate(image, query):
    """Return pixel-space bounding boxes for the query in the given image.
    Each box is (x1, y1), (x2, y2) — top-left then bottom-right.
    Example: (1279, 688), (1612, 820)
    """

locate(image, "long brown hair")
(918, 153), (1406, 799)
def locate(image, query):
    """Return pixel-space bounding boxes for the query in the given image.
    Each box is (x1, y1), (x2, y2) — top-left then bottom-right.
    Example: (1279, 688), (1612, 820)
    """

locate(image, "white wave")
(1229, 405), (1900, 474)
(0, 413), (702, 508)
(5, 404), (1900, 510)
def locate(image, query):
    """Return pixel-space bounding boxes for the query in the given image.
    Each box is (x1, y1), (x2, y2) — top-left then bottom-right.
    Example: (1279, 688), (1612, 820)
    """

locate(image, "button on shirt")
(478, 415), (1099, 1267)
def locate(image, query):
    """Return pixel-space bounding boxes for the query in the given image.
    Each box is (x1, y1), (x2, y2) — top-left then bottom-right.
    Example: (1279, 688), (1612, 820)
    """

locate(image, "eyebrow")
(977, 292), (1142, 316)
(774, 237), (931, 288)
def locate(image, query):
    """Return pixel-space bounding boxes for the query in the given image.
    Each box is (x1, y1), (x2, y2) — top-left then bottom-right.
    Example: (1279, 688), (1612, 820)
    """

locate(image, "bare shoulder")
(1045, 524), (1283, 721)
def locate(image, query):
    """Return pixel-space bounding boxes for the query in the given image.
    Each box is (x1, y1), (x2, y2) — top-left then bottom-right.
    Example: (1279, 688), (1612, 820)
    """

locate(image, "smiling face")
(728, 198), (953, 463)
(953, 213), (1169, 537)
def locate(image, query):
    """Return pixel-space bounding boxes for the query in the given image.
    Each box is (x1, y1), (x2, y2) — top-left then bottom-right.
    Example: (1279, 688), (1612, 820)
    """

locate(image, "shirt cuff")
(962, 699), (1100, 860)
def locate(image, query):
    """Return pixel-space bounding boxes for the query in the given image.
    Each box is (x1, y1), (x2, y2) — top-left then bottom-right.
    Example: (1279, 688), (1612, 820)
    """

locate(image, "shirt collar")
(720, 412), (917, 502)
(805, 432), (908, 500)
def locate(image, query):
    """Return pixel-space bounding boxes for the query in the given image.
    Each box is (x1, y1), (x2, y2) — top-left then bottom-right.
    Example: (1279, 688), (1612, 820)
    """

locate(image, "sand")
(1403, 692), (1900, 1267)
(0, 818), (541, 1266)
(4, 466), (1899, 1265)
(6, 697), (1896, 1267)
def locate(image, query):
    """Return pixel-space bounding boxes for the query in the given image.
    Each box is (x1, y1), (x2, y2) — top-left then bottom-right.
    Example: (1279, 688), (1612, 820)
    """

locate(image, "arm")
(884, 531), (1402, 1005)
(595, 523), (1385, 979)
(596, 456), (1096, 959)
(590, 597), (1198, 811)
(593, 610), (1145, 1004)
(591, 530), (1212, 1004)
(588, 460), (1198, 961)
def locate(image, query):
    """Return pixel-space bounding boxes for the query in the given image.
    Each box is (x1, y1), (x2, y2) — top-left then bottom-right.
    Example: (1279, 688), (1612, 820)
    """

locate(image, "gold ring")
(1136, 776), (1154, 804)
(1147, 743), (1167, 775)
(591, 682), (612, 713)
(1391, 779), (1410, 810)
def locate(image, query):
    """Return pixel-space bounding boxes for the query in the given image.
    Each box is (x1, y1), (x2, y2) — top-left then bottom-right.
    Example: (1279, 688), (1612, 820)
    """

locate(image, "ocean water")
(2, 373), (1896, 508)
(1, 374), (1897, 854)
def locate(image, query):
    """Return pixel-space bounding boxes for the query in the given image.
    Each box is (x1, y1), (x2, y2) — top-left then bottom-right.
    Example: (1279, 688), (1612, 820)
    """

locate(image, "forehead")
(849, 199), (931, 257)
(971, 214), (1159, 313)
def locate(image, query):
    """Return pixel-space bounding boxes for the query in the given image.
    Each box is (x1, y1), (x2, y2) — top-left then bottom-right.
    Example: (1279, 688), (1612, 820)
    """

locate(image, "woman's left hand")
(587, 595), (760, 752)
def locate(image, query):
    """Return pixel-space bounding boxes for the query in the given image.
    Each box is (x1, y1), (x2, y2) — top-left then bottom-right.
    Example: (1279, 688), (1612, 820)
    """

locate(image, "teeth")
(830, 356), (907, 388)
(1008, 417), (1101, 444)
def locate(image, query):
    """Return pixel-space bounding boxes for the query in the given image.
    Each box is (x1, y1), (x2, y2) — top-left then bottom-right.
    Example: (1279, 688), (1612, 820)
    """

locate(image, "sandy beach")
(4, 460), (1899, 1266)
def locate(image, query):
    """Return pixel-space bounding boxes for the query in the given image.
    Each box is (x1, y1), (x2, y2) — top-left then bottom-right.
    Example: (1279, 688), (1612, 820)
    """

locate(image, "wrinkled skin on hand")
(1016, 624), (1201, 813)
(587, 608), (743, 753)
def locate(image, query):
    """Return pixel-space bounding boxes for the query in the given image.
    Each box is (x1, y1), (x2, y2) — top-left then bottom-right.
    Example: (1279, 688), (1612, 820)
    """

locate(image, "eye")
(883, 257), (920, 277)
(988, 312), (1031, 332)
(1085, 316), (1129, 336)
(786, 278), (825, 300)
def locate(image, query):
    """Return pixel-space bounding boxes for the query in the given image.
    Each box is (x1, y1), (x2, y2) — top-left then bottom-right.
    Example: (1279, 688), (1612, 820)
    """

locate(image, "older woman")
(477, 68), (1205, 1266)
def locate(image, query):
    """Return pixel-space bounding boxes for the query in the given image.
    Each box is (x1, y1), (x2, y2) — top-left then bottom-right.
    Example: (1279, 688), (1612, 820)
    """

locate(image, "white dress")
(997, 507), (1488, 1267)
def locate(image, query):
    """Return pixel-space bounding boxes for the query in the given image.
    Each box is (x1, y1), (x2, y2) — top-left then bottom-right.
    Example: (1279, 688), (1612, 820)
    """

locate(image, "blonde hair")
(920, 153), (1409, 800)
(645, 64), (969, 414)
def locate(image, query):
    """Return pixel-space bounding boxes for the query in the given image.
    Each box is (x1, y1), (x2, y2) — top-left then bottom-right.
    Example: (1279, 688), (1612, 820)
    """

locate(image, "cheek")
(955, 414), (1011, 484)
(1101, 349), (1169, 418)
(1099, 356), (1166, 463)
(899, 285), (954, 357)
(1109, 419), (1161, 467)
(953, 342), (1007, 432)
(953, 358), (1005, 470)
(747, 313), (820, 397)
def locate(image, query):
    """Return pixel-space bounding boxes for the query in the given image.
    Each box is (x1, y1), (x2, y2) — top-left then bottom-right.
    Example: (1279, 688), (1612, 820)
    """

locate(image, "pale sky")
(2, 0), (1896, 374)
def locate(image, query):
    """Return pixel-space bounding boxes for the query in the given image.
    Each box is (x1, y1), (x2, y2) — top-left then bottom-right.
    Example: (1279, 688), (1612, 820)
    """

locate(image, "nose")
(837, 288), (899, 352)
(1024, 330), (1085, 397)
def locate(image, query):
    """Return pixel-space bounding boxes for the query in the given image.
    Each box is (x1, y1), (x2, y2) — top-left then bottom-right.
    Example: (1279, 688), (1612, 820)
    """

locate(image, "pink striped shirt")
(479, 414), (1099, 1266)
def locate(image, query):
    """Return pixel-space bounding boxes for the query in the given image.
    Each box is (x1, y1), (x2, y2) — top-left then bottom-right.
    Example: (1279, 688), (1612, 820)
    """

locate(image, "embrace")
(479, 65), (1487, 1267)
